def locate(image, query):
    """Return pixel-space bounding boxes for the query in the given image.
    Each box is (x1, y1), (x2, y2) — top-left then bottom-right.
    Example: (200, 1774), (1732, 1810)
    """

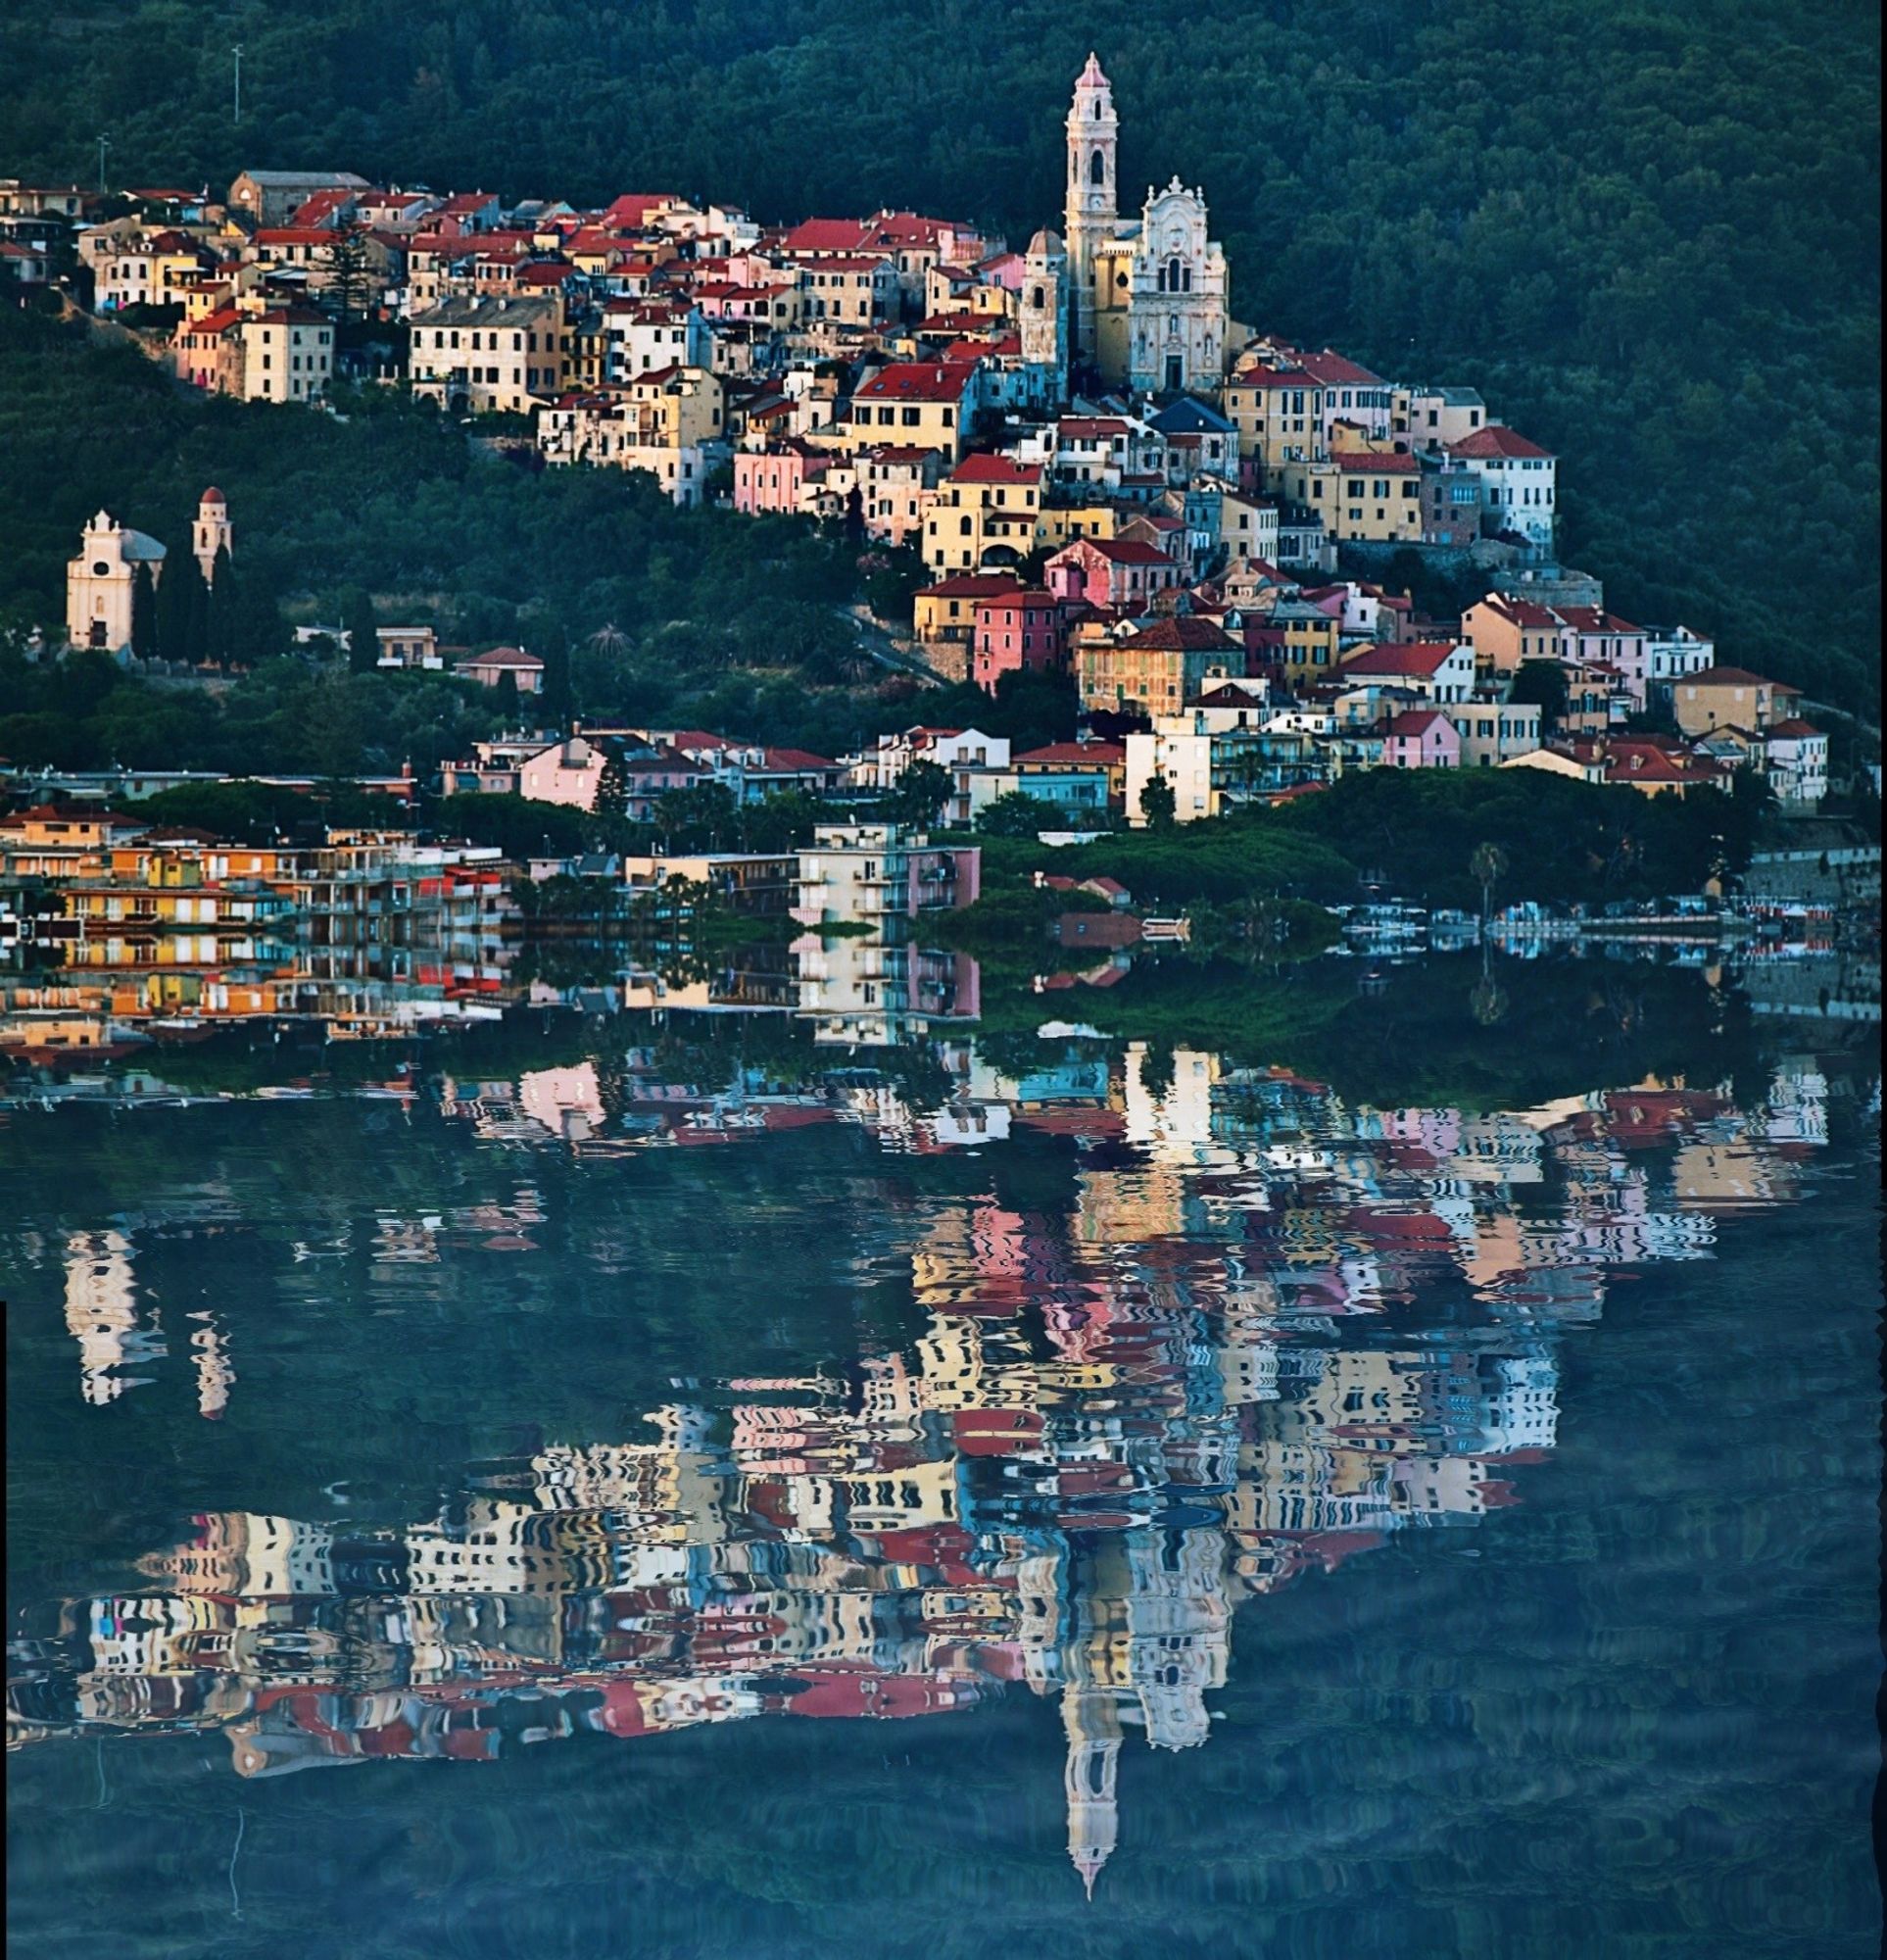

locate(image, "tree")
(1470, 840), (1510, 922)
(129, 562), (158, 661)
(594, 742), (630, 825)
(861, 546), (927, 623)
(205, 545), (235, 667)
(155, 549), (205, 665)
(1140, 771), (1177, 831)
(653, 780), (739, 850)
(887, 759), (952, 829)
(975, 791), (1063, 837)
(1508, 660), (1571, 727)
(230, 575), (290, 667)
(495, 665), (519, 712)
(322, 224), (373, 322)
(345, 588), (379, 674)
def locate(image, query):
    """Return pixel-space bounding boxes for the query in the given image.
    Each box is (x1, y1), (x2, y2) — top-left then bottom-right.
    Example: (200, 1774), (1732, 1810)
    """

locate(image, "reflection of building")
(11, 1045), (1847, 1893)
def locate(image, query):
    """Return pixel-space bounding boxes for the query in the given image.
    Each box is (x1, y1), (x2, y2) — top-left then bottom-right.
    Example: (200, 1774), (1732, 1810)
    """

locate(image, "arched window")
(1031, 285), (1044, 310)
(959, 514), (972, 535)
(1089, 150), (1106, 186)
(1155, 263), (1166, 293)
(1183, 266), (1192, 292)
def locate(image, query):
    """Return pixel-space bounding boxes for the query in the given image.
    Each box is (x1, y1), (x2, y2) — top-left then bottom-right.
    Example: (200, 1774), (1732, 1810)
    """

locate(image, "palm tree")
(587, 620), (631, 660)
(1470, 841), (1509, 925)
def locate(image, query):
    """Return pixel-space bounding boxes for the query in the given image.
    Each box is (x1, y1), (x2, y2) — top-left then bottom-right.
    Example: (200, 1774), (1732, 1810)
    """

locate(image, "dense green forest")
(1, 0), (1878, 718)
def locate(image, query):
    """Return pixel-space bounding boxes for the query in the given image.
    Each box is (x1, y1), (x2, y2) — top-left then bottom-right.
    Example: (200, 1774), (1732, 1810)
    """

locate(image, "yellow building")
(913, 573), (1027, 653)
(1223, 365), (1322, 486)
(1036, 501), (1121, 550)
(843, 362), (973, 461)
(1276, 449), (1422, 545)
(921, 455), (1044, 574)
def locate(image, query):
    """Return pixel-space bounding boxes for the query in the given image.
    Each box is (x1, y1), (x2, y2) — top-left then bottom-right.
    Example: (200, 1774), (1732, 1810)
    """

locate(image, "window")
(1090, 149), (1106, 185)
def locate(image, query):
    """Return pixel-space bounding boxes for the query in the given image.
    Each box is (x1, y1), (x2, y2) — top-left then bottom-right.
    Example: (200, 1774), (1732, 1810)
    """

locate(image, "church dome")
(200, 486), (225, 504)
(1027, 227), (1063, 259)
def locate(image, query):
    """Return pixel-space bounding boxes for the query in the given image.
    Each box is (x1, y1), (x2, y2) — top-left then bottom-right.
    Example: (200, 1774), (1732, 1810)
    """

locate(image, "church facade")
(65, 489), (228, 655)
(1020, 54), (1231, 404)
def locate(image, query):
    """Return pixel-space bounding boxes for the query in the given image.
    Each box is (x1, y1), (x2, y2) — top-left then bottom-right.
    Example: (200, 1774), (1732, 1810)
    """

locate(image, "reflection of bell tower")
(194, 486), (230, 584)
(1061, 1684), (1121, 1899)
(1064, 52), (1118, 365)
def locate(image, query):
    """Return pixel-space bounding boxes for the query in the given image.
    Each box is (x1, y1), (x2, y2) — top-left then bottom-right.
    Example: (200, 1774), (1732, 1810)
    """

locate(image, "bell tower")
(1064, 52), (1118, 365)
(194, 487), (231, 585)
(1020, 227), (1068, 404)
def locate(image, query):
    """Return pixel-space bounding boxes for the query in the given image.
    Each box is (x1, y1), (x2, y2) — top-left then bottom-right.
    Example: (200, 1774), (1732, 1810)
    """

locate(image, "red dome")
(200, 486), (225, 504)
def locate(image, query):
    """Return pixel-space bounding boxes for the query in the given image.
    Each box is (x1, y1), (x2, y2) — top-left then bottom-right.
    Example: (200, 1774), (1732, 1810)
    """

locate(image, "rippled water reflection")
(5, 993), (1880, 1958)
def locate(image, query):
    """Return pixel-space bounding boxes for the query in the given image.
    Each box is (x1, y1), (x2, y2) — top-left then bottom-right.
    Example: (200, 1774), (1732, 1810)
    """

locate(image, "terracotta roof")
(1061, 537), (1172, 565)
(1476, 593), (1561, 629)
(1227, 366), (1315, 391)
(780, 218), (870, 253)
(1015, 742), (1125, 766)
(1550, 608), (1640, 640)
(603, 193), (678, 227)
(1684, 665), (1784, 688)
(973, 589), (1057, 611)
(920, 574), (1024, 599)
(759, 747), (841, 771)
(1766, 718), (1822, 739)
(854, 363), (972, 403)
(457, 645), (544, 669)
(1340, 641), (1465, 678)
(1331, 451), (1420, 473)
(950, 454), (1039, 485)
(1448, 425), (1553, 460)
(1123, 616), (1239, 651)
(1386, 709), (1451, 735)
(1287, 347), (1386, 387)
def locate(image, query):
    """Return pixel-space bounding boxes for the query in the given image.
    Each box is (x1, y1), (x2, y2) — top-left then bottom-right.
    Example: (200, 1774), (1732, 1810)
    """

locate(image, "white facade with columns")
(1057, 53), (1230, 401)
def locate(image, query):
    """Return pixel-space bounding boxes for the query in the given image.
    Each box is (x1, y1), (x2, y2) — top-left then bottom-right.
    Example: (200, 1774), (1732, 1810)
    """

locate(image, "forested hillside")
(1, 0), (1879, 713)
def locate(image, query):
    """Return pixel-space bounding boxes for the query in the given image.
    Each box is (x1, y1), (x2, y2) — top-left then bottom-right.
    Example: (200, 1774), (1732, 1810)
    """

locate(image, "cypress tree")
(346, 587), (380, 673)
(156, 550), (204, 665)
(129, 562), (159, 661)
(207, 544), (235, 667)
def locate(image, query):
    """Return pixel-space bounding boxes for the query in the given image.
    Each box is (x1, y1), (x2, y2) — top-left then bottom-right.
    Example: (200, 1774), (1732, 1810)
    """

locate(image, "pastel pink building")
(733, 442), (830, 517)
(971, 589), (1071, 691)
(1044, 536), (1183, 612)
(1382, 709), (1462, 768)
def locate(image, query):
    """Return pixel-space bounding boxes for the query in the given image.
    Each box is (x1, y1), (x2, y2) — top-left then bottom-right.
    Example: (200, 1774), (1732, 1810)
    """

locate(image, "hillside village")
(2, 55), (1849, 831)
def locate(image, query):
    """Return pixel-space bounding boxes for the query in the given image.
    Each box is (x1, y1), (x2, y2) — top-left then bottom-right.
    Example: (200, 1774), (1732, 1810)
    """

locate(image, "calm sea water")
(5, 972), (1880, 1959)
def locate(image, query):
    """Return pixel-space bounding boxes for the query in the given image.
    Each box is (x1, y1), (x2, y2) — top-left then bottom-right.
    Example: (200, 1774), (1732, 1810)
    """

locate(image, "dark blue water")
(5, 1004), (1880, 1958)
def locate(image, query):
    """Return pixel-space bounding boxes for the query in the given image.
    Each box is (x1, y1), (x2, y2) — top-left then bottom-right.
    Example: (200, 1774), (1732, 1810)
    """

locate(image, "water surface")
(6, 977), (1879, 1958)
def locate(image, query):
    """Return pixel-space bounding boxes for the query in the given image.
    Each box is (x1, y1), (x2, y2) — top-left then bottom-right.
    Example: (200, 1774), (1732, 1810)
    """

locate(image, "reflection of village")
(0, 803), (997, 1053)
(4, 803), (1877, 1062)
(11, 1040), (1862, 1894)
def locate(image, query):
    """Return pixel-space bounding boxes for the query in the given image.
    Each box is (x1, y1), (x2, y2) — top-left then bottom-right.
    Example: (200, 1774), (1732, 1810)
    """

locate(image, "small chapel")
(65, 488), (229, 655)
(1020, 53), (1232, 403)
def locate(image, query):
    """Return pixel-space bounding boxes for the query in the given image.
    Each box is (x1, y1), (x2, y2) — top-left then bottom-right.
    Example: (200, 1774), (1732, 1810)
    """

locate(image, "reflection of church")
(1021, 54), (1231, 401)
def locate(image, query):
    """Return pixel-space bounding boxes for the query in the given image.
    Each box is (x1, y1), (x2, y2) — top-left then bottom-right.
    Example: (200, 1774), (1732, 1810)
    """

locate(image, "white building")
(1445, 425), (1557, 548)
(66, 511), (167, 652)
